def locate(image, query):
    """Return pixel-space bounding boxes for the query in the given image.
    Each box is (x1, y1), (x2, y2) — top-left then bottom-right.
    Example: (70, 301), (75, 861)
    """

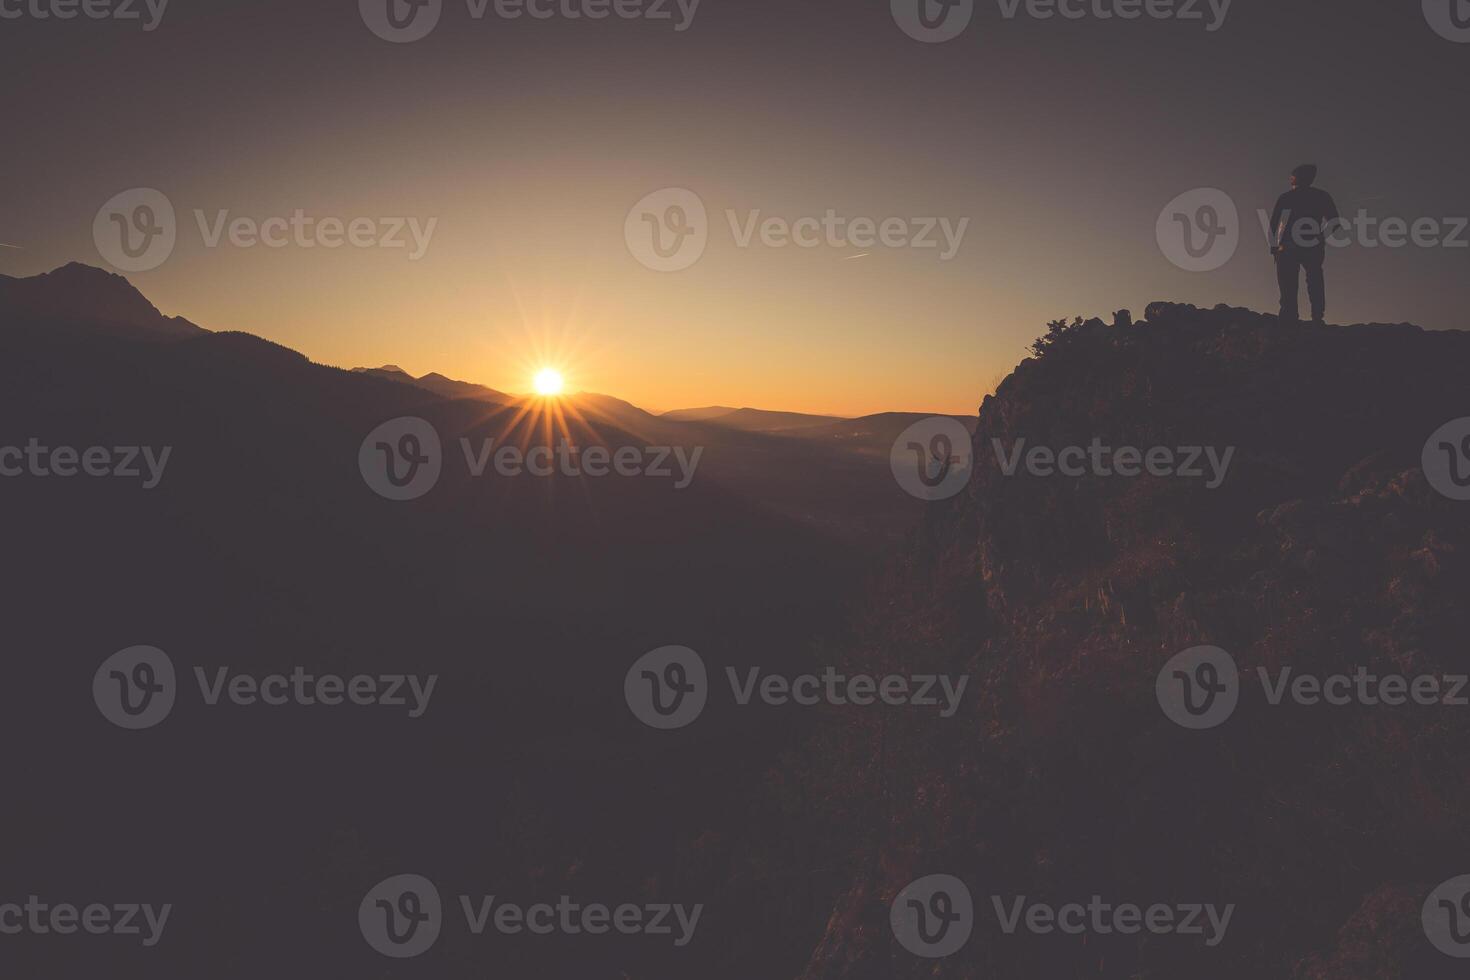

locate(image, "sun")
(533, 368), (565, 397)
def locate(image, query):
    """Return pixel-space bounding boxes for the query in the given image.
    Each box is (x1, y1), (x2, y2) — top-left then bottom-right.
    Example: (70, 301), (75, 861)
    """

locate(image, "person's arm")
(1269, 194), (1288, 253)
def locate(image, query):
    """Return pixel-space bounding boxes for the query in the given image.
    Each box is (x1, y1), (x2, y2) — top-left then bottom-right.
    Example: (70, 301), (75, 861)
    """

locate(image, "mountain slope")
(0, 262), (204, 339)
(789, 303), (1470, 980)
(0, 271), (875, 980)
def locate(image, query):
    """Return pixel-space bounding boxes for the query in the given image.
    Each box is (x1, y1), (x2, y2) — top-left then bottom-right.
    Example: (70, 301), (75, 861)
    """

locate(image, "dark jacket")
(1270, 186), (1341, 252)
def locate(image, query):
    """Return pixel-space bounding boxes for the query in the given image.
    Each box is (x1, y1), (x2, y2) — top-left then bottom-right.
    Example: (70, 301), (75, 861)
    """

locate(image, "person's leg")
(1276, 251), (1300, 321)
(1304, 247), (1326, 322)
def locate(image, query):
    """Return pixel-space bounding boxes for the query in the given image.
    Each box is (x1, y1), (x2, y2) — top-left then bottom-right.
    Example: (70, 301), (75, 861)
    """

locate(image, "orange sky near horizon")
(4, 2), (1465, 417)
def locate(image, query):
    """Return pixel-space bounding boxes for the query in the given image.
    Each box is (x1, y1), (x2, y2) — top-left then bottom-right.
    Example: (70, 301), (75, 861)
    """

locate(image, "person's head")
(1290, 164), (1318, 189)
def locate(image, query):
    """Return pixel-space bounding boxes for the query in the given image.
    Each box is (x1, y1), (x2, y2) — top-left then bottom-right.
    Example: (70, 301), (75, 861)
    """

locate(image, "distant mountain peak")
(53, 260), (112, 277)
(350, 364), (508, 404)
(0, 262), (205, 340)
(661, 405), (848, 432)
(660, 405), (739, 423)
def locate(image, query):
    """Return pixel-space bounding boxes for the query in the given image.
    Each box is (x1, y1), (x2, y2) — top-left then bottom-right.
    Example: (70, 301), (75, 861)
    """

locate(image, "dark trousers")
(1276, 246), (1326, 322)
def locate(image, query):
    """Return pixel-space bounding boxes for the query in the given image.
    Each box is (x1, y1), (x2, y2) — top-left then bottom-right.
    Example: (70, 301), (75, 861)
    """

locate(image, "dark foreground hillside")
(7, 283), (1470, 979)
(0, 267), (888, 979)
(788, 304), (1470, 979)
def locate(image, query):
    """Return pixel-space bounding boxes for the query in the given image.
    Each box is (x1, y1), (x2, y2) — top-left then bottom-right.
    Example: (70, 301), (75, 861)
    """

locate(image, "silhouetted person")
(1270, 164), (1340, 324)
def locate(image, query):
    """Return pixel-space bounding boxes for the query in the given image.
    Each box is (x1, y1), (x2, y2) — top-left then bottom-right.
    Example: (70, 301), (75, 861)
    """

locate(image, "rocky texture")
(791, 303), (1470, 979)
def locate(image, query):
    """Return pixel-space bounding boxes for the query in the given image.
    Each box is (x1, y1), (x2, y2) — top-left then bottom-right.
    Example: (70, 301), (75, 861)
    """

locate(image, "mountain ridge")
(0, 262), (205, 340)
(1, 264), (947, 421)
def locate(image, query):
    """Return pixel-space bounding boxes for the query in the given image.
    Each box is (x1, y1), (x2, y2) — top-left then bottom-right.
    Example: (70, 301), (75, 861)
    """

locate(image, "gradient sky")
(3, 0), (1467, 416)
